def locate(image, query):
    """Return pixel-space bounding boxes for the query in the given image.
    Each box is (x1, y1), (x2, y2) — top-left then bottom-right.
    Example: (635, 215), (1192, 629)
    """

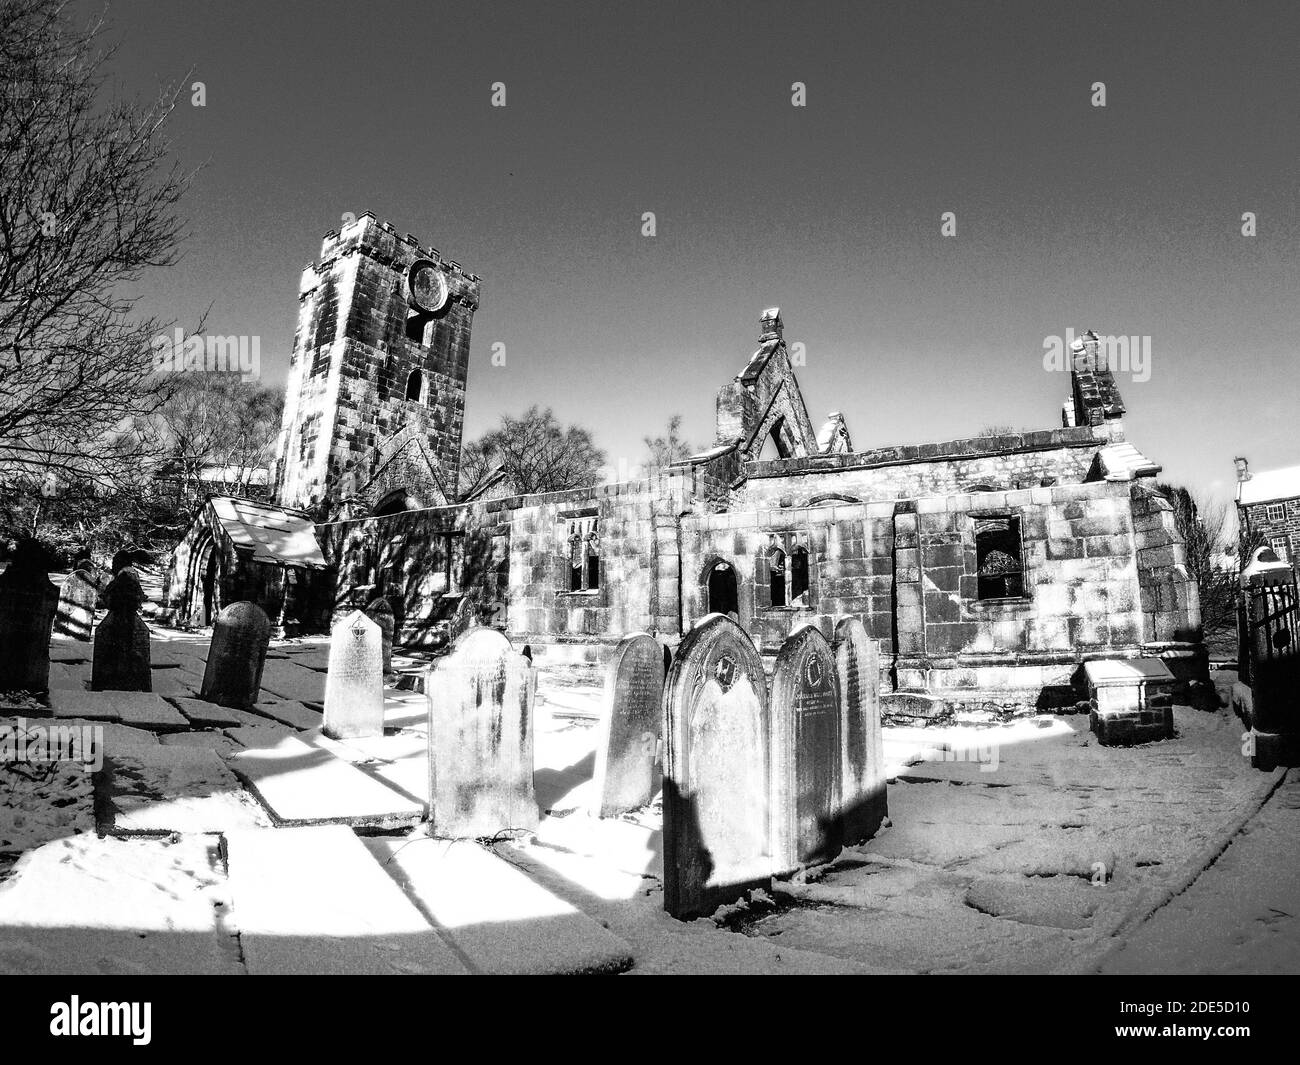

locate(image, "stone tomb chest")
(1083, 657), (1176, 746)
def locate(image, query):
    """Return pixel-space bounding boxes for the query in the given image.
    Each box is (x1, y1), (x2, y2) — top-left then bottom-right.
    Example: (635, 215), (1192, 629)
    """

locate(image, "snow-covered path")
(1099, 769), (1300, 974)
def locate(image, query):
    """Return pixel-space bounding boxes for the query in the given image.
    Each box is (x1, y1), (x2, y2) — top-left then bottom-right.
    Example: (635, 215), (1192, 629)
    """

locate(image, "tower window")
(405, 369), (423, 403)
(975, 516), (1025, 600)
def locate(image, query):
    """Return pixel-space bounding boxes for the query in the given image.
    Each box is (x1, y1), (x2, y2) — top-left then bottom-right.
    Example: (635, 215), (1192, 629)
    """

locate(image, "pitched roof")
(210, 497), (327, 568)
(1237, 464), (1300, 506)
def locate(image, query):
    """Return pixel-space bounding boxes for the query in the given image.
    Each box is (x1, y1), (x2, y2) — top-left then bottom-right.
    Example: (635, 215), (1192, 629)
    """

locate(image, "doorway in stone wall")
(707, 560), (739, 619)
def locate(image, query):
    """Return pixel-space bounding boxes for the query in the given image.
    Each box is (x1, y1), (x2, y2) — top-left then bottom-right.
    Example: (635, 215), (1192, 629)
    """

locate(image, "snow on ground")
(0, 622), (1290, 974)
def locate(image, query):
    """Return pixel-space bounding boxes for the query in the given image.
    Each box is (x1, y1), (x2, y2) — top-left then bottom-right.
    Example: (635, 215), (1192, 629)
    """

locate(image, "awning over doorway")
(210, 497), (328, 569)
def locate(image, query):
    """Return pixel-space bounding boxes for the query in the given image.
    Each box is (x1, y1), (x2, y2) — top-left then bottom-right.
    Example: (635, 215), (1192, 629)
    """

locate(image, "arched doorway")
(706, 560), (739, 618)
(194, 537), (220, 626)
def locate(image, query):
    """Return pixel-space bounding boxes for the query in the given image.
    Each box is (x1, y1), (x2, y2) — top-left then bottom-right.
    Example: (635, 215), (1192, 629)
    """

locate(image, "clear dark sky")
(94, 0), (1297, 502)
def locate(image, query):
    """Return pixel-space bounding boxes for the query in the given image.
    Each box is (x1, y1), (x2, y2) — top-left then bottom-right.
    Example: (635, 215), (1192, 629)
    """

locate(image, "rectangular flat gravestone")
(228, 735), (423, 827)
(368, 838), (633, 975)
(834, 618), (887, 844)
(771, 625), (843, 874)
(224, 825), (468, 975)
(48, 689), (187, 731)
(323, 611), (385, 739)
(426, 627), (537, 838)
(663, 614), (772, 920)
(592, 633), (665, 818)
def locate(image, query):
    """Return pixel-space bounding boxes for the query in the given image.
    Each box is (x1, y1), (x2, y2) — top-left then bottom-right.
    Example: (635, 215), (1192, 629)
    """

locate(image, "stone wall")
(320, 467), (707, 660)
(735, 427), (1104, 507)
(680, 479), (1190, 707)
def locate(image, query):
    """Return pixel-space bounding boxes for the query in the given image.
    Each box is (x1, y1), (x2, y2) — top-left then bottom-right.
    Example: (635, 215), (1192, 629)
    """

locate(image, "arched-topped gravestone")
(91, 569), (151, 692)
(591, 633), (665, 818)
(0, 539), (59, 694)
(54, 565), (98, 641)
(771, 624), (843, 873)
(201, 602), (273, 710)
(663, 613), (772, 920)
(363, 596), (395, 675)
(833, 617), (887, 845)
(323, 610), (385, 739)
(426, 626), (536, 838)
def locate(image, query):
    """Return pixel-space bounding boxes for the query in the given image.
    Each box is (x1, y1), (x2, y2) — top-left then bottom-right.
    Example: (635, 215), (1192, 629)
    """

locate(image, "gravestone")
(0, 539), (59, 694)
(91, 569), (151, 692)
(770, 624), (843, 873)
(426, 627), (536, 838)
(54, 566), (99, 641)
(662, 613), (772, 920)
(591, 633), (665, 818)
(200, 602), (273, 710)
(833, 618), (887, 844)
(323, 610), (385, 739)
(364, 596), (395, 675)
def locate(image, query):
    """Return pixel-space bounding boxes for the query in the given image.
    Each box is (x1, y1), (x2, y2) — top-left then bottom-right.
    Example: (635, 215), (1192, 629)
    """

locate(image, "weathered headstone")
(54, 566), (99, 641)
(323, 610), (385, 739)
(833, 617), (887, 844)
(591, 633), (665, 818)
(91, 569), (152, 692)
(200, 602), (273, 710)
(770, 624), (843, 873)
(663, 613), (772, 920)
(0, 539), (59, 694)
(364, 596), (395, 675)
(426, 627), (536, 838)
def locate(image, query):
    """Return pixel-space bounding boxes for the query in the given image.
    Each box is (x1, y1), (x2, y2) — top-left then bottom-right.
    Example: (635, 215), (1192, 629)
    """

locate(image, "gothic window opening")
(405, 369), (423, 402)
(975, 516), (1025, 600)
(562, 514), (600, 593)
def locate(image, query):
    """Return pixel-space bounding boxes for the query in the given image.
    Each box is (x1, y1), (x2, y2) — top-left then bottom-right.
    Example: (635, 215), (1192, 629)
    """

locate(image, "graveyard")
(2, 1), (1297, 992)
(0, 555), (1293, 976)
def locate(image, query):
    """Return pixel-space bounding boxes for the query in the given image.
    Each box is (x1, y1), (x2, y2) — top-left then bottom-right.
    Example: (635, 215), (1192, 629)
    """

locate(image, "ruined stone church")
(163, 213), (1207, 710)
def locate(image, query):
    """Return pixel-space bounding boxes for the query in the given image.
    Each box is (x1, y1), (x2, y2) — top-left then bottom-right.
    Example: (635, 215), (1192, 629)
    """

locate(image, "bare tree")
(459, 406), (605, 497)
(644, 414), (695, 469)
(150, 373), (283, 506)
(1157, 483), (1240, 639)
(0, 0), (193, 489)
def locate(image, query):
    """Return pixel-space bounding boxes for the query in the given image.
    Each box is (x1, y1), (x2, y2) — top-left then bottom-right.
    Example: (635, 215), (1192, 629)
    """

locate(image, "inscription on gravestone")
(592, 632), (665, 818)
(201, 602), (273, 710)
(426, 627), (537, 838)
(663, 613), (772, 920)
(771, 625), (842, 873)
(834, 617), (887, 844)
(323, 610), (385, 739)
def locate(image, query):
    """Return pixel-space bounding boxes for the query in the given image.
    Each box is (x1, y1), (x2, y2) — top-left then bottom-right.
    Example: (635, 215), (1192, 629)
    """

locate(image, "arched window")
(405, 369), (423, 402)
(706, 560), (739, 617)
